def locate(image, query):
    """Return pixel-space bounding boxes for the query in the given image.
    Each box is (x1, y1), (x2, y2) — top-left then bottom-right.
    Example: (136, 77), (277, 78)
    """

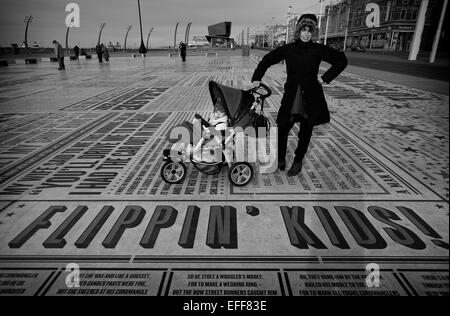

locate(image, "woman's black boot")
(287, 158), (303, 177)
(278, 160), (286, 171)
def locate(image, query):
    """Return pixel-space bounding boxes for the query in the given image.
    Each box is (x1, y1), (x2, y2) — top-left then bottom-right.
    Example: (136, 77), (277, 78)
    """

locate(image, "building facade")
(315, 0), (447, 53)
(206, 22), (232, 47)
(262, 24), (287, 48)
(287, 16), (300, 44)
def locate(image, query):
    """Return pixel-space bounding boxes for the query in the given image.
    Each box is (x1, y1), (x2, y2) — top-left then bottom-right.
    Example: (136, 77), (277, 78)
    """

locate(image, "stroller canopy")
(208, 81), (255, 128)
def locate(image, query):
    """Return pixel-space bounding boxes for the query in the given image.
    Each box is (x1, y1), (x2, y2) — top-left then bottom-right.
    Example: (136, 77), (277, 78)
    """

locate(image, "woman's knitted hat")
(294, 14), (319, 43)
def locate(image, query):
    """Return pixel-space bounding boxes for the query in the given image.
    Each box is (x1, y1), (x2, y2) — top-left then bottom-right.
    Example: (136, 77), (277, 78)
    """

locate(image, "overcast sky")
(0, 0), (328, 48)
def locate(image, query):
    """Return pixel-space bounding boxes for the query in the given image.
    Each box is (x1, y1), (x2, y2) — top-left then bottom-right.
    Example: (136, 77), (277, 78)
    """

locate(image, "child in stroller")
(161, 80), (272, 187)
(171, 96), (234, 167)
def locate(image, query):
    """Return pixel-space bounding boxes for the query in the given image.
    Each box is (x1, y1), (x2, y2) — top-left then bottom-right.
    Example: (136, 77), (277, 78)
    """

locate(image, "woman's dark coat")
(252, 41), (348, 126)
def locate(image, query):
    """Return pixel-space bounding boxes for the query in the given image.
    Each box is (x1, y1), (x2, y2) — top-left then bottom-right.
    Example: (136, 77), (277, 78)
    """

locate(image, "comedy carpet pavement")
(0, 54), (448, 296)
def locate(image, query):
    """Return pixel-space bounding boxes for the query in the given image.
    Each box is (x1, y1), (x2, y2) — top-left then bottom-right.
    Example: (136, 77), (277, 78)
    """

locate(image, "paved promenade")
(0, 54), (448, 296)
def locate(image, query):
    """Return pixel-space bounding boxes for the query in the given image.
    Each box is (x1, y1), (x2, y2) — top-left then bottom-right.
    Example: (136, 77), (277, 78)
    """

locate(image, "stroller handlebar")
(251, 83), (272, 99)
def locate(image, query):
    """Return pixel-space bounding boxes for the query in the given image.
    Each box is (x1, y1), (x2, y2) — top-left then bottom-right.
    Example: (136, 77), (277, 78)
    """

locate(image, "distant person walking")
(179, 41), (187, 62)
(73, 45), (80, 60)
(101, 44), (110, 62)
(96, 43), (103, 63)
(52, 40), (65, 70)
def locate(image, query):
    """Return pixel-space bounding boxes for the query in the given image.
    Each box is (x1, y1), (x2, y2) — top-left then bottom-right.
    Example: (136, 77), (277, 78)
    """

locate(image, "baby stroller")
(161, 80), (272, 187)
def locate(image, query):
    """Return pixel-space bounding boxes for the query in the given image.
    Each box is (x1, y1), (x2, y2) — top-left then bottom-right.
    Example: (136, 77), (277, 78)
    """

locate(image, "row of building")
(292, 0), (447, 53)
(253, 0), (447, 54)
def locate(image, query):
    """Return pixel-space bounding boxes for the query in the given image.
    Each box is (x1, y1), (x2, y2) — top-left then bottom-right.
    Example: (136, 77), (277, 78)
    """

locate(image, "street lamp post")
(343, 0), (352, 51)
(146, 27), (154, 50)
(173, 22), (179, 52)
(271, 17), (275, 48)
(24, 16), (33, 56)
(318, 0), (324, 32)
(324, 2), (332, 45)
(286, 6), (292, 44)
(137, 0), (147, 56)
(124, 25), (132, 52)
(409, 0), (429, 61)
(185, 22), (192, 46)
(430, 0), (448, 63)
(247, 27), (249, 46)
(65, 26), (71, 54)
(97, 22), (106, 46)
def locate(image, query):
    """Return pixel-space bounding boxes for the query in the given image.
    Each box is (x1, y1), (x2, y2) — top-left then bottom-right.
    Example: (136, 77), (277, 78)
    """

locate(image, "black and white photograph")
(0, 0), (448, 305)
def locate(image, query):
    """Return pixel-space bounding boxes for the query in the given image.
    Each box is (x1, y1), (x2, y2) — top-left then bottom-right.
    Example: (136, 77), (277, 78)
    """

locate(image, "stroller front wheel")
(229, 162), (253, 187)
(161, 161), (187, 184)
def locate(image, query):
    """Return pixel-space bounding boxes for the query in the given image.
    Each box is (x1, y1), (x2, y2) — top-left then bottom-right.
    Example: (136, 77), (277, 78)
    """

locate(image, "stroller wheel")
(161, 161), (187, 184)
(229, 162), (253, 187)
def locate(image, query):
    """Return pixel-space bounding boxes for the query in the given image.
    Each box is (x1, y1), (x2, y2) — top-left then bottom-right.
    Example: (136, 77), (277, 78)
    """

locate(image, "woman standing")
(252, 14), (347, 177)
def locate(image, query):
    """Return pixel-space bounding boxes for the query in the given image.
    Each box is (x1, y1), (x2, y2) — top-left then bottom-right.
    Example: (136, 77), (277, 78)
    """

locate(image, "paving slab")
(0, 55), (448, 296)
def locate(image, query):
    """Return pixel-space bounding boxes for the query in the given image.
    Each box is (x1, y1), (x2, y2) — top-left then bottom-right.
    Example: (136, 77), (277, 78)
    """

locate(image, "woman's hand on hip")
(317, 76), (324, 85)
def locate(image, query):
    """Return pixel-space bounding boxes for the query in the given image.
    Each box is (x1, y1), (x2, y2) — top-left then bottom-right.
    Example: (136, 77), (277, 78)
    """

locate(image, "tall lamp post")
(318, 0), (324, 32)
(24, 16), (33, 56)
(286, 6), (292, 44)
(146, 27), (154, 50)
(246, 27), (249, 46)
(185, 22), (192, 45)
(271, 17), (275, 48)
(409, 0), (429, 61)
(429, 0), (447, 63)
(97, 22), (106, 46)
(343, 0), (352, 51)
(324, 1), (333, 45)
(137, 0), (147, 56)
(173, 22), (179, 52)
(124, 25), (132, 52)
(65, 26), (71, 54)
